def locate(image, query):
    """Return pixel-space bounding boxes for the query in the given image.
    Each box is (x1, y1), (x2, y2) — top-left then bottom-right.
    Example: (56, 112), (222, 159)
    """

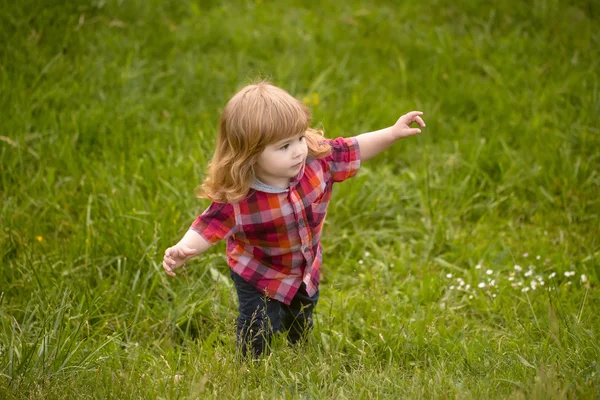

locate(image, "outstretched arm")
(162, 230), (212, 276)
(356, 111), (425, 162)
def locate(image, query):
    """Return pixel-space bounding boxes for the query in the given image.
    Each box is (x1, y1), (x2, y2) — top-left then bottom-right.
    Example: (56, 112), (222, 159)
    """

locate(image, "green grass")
(1, 0), (599, 398)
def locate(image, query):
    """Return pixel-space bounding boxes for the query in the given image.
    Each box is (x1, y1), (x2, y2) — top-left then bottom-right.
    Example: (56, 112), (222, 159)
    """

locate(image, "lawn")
(1, 0), (599, 398)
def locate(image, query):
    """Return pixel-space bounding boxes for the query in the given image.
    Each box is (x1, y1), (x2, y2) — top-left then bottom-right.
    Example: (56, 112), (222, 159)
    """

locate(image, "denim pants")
(230, 270), (320, 358)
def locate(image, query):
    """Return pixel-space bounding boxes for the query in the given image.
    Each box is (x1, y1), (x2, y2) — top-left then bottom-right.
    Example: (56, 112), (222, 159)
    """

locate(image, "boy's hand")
(163, 245), (197, 277)
(392, 111), (426, 139)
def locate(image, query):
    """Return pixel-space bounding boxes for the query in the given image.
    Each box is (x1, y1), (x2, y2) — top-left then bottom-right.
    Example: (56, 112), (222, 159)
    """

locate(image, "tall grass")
(1, 0), (599, 398)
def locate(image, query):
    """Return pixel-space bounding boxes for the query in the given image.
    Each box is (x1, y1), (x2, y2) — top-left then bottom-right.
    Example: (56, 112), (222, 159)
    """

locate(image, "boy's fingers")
(405, 128), (422, 135)
(163, 261), (176, 276)
(415, 116), (426, 127)
(405, 111), (423, 118)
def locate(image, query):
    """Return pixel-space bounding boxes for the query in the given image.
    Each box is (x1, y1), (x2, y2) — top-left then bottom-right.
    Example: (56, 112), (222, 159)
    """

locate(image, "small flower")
(469, 295), (473, 299)
(567, 281), (572, 285)
(522, 287), (530, 292)
(358, 259), (364, 265)
(530, 281), (538, 290)
(478, 282), (486, 288)
(364, 251), (371, 257)
(475, 264), (482, 270)
(486, 269), (493, 275)
(490, 280), (496, 287)
(523, 253), (529, 257)
(549, 272), (556, 279)
(564, 271), (575, 277)
(458, 280), (465, 287)
(524, 270), (533, 277)
(492, 294), (497, 298)
(465, 284), (471, 290)
(303, 97), (311, 104)
(581, 274), (588, 283)
(508, 276), (515, 281)
(514, 265), (523, 272)
(449, 286), (455, 290)
(312, 93), (319, 106)
(536, 255), (541, 260)
(36, 236), (43, 242)
(446, 273), (453, 278)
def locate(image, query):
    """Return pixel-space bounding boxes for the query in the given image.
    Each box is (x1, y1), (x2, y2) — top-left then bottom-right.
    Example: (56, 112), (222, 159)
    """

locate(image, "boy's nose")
(292, 144), (303, 158)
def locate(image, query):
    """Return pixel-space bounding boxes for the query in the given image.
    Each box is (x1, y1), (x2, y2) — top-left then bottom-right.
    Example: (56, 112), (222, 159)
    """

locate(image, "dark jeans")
(230, 270), (320, 358)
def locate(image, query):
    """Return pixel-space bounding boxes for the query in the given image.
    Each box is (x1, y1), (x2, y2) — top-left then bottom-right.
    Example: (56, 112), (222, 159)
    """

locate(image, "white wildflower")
(530, 281), (538, 290)
(524, 270), (533, 277)
(358, 259), (364, 265)
(446, 273), (452, 279)
(514, 265), (522, 272)
(549, 272), (556, 279)
(523, 253), (529, 257)
(475, 264), (482, 270)
(581, 274), (587, 283)
(536, 255), (541, 260)
(564, 271), (575, 277)
(490, 279), (496, 287)
(449, 286), (455, 290)
(522, 287), (530, 292)
(508, 276), (515, 281)
(364, 251), (371, 257)
(486, 269), (493, 275)
(465, 284), (471, 290)
(469, 295), (473, 299)
(478, 282), (486, 288)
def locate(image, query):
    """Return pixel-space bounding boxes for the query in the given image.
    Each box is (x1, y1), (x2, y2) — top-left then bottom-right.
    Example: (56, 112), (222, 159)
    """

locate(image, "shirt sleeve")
(324, 137), (361, 182)
(190, 202), (237, 244)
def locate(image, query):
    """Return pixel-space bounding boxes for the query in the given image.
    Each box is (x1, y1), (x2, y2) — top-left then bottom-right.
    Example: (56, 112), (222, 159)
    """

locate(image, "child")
(163, 81), (425, 357)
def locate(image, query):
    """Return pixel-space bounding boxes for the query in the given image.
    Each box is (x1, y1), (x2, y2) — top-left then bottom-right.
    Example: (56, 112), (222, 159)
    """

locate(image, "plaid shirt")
(191, 137), (361, 305)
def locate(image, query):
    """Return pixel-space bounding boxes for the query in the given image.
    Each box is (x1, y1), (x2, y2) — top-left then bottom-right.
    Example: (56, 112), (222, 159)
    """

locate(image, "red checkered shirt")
(190, 137), (361, 305)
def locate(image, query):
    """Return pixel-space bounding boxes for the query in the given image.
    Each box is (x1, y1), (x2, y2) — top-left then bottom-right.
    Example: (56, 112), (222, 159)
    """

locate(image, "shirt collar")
(250, 178), (288, 193)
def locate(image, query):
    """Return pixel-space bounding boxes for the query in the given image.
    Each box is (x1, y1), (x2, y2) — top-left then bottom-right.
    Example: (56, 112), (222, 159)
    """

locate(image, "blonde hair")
(198, 81), (331, 203)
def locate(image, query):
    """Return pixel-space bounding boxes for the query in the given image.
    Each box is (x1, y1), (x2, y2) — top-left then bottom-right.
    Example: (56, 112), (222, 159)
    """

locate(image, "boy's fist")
(163, 245), (197, 276)
(392, 111), (426, 139)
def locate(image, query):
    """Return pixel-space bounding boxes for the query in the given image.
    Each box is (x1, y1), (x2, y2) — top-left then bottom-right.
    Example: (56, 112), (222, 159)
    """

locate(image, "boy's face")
(254, 134), (308, 188)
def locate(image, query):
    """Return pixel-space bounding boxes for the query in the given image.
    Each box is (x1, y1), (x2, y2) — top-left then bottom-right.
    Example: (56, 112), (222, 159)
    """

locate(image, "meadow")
(1, 0), (599, 398)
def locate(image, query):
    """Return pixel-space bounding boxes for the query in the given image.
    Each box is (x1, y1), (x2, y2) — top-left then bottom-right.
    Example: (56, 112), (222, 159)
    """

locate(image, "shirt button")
(302, 246), (308, 252)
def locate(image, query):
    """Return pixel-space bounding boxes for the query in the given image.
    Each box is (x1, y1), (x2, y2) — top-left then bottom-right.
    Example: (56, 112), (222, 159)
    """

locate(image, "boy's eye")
(299, 135), (305, 141)
(280, 144), (289, 150)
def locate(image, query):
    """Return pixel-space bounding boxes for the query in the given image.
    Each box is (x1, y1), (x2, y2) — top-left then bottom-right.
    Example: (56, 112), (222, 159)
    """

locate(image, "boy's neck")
(254, 174), (290, 190)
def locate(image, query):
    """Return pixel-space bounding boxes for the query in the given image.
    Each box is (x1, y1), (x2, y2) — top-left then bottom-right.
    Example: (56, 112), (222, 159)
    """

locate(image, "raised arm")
(162, 230), (213, 276)
(356, 111), (425, 162)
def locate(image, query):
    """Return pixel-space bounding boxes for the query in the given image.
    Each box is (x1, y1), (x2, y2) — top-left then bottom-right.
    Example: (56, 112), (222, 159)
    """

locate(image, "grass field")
(1, 0), (599, 398)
